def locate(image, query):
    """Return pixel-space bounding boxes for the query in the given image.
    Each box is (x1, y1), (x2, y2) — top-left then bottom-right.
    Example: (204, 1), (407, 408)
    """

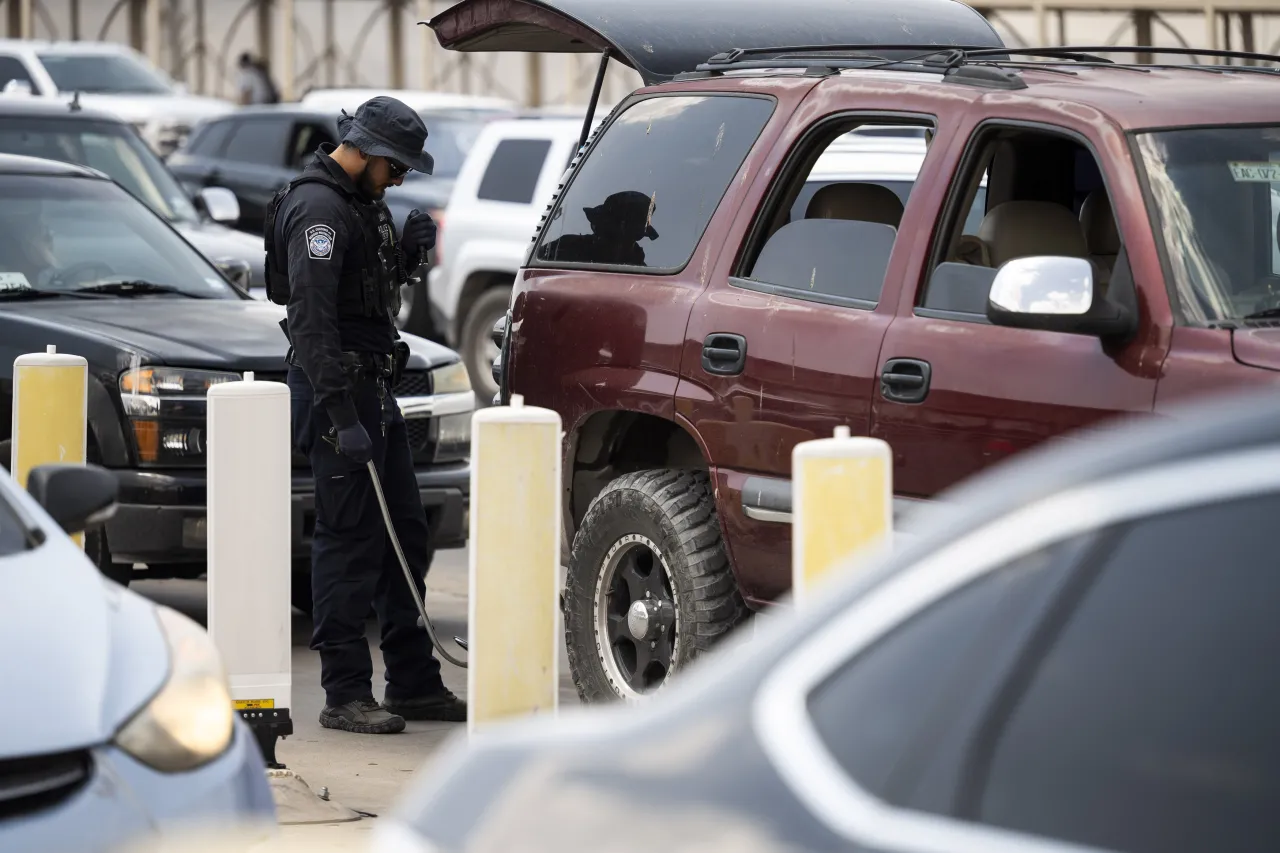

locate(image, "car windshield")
(1134, 124), (1280, 325)
(0, 117), (199, 224)
(0, 175), (238, 299)
(410, 115), (494, 181)
(37, 52), (172, 95)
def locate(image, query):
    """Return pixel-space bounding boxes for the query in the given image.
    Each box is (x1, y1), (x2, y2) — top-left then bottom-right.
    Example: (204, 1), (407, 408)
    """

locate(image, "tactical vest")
(262, 172), (403, 322)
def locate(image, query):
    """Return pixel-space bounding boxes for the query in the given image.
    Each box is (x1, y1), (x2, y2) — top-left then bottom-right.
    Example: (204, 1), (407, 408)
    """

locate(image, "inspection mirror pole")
(578, 48), (612, 151)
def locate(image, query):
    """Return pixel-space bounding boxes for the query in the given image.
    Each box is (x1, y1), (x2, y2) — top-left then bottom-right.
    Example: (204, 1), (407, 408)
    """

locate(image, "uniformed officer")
(268, 96), (465, 733)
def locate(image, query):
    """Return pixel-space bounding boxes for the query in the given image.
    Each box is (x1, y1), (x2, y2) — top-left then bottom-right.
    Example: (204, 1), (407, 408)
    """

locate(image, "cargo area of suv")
(427, 0), (1280, 703)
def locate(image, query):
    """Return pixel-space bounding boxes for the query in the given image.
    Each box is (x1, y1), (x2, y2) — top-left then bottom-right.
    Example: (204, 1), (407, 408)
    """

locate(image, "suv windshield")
(0, 117), (199, 224)
(37, 52), (172, 95)
(0, 175), (239, 299)
(1135, 125), (1280, 325)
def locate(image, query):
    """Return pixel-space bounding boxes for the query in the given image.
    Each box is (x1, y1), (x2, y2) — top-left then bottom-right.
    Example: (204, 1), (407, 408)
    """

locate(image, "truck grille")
(252, 370), (435, 465)
(0, 750), (92, 819)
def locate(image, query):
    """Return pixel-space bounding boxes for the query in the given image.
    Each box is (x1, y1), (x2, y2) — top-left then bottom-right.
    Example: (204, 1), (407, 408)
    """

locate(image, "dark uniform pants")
(287, 363), (446, 707)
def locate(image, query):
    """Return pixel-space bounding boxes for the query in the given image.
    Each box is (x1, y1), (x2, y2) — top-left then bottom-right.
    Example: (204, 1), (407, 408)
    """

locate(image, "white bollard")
(468, 393), (561, 735)
(11, 345), (88, 547)
(792, 426), (893, 608)
(207, 371), (293, 765)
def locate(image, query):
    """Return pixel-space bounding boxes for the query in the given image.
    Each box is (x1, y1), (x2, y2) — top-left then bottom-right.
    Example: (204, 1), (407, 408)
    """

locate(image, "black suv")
(0, 153), (472, 603)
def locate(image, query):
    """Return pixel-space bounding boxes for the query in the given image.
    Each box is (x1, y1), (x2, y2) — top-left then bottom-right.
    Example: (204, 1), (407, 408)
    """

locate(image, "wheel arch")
(567, 409), (709, 544)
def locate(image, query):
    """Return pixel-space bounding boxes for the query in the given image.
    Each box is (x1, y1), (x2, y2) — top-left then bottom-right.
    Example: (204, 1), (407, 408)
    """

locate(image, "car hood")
(4, 297), (460, 371)
(1232, 328), (1280, 372)
(70, 92), (235, 124)
(0, 538), (168, 759)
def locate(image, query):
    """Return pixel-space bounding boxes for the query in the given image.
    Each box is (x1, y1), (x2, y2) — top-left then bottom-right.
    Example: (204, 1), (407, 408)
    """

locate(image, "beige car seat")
(805, 182), (905, 228)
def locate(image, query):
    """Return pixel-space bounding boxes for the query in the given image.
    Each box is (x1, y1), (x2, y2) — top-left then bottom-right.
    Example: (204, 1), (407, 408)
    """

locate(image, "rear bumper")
(105, 462), (470, 569)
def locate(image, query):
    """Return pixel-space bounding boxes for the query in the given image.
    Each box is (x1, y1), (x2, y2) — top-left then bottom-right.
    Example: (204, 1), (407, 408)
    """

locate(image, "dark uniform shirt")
(277, 144), (416, 431)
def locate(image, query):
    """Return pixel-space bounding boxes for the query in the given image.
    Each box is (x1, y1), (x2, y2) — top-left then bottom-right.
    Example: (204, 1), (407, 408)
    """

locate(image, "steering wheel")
(48, 261), (115, 289)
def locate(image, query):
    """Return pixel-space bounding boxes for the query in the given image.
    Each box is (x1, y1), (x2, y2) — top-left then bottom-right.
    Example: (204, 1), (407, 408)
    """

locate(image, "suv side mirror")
(26, 464), (118, 536)
(213, 257), (253, 291)
(987, 255), (1135, 340)
(200, 187), (241, 224)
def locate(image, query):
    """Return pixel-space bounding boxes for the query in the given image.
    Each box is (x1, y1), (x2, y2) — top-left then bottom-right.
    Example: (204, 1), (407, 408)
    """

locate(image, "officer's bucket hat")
(338, 95), (435, 175)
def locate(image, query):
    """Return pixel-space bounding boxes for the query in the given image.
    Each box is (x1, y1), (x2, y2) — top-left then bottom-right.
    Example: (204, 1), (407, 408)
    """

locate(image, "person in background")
(236, 52), (279, 105)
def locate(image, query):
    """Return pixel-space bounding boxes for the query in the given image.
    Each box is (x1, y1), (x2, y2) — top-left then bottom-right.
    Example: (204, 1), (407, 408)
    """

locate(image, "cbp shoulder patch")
(306, 224), (336, 260)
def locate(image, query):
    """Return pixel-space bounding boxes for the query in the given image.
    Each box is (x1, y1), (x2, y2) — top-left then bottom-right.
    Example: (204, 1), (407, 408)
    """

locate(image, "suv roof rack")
(681, 44), (1280, 89)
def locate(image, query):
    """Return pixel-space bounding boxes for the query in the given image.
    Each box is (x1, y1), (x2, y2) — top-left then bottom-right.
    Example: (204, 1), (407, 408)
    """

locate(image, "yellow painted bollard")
(792, 426), (893, 607)
(468, 393), (561, 734)
(11, 345), (88, 547)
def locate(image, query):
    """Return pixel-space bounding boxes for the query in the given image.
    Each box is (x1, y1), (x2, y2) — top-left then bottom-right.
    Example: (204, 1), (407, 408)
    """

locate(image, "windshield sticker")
(0, 272), (31, 291)
(1229, 161), (1280, 182)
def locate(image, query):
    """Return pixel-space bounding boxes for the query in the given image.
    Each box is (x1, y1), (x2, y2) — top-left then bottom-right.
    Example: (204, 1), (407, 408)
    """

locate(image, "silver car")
(0, 462), (275, 851)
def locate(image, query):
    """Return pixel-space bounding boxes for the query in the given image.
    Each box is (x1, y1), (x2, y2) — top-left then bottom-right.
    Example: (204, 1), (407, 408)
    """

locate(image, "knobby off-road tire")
(563, 469), (749, 703)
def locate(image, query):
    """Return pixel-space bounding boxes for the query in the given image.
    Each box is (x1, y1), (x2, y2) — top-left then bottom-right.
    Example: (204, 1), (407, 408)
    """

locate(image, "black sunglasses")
(386, 159), (409, 179)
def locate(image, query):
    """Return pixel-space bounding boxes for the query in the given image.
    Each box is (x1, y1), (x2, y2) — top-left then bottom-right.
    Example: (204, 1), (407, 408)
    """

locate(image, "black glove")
(336, 423), (372, 464)
(401, 209), (437, 257)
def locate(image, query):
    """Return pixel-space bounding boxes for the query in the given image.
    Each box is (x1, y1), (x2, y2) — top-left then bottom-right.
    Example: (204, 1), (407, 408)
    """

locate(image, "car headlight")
(119, 366), (241, 466)
(115, 605), (235, 773)
(431, 360), (472, 394)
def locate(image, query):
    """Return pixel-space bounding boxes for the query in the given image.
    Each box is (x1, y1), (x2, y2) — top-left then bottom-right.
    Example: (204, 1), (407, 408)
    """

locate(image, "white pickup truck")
(432, 120), (957, 402)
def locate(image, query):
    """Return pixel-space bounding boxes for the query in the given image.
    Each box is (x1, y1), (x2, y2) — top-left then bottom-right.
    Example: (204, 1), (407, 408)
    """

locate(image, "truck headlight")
(429, 362), (473, 464)
(430, 361), (471, 394)
(115, 606), (234, 773)
(119, 366), (241, 466)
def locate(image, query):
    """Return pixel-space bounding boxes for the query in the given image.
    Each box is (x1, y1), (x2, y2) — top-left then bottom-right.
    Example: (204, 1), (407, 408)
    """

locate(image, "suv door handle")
(702, 333), (747, 376)
(881, 358), (932, 404)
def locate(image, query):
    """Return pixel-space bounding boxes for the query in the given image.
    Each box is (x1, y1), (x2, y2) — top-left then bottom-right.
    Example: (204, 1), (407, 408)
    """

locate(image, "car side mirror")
(200, 187), (241, 224)
(986, 255), (1135, 340)
(26, 463), (118, 536)
(213, 257), (252, 291)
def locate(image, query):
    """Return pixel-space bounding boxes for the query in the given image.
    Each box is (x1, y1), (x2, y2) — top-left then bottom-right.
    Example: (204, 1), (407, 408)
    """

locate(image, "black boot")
(383, 690), (467, 722)
(319, 697), (406, 734)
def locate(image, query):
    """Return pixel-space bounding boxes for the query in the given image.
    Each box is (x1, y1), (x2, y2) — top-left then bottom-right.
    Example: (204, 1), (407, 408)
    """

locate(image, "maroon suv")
(430, 0), (1280, 702)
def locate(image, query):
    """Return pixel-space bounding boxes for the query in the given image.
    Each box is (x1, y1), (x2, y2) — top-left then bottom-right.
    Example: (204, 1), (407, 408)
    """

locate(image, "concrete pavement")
(132, 544), (580, 846)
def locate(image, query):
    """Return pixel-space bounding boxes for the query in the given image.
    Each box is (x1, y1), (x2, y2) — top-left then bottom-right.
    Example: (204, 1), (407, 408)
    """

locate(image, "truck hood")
(4, 298), (459, 372)
(1232, 328), (1280, 372)
(69, 92), (235, 124)
(0, 537), (168, 759)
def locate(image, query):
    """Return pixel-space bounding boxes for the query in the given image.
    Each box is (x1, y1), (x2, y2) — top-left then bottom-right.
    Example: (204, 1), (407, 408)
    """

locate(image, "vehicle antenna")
(70, 91), (81, 112)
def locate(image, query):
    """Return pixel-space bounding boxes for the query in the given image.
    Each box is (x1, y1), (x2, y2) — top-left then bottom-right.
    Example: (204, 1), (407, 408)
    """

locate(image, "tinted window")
(0, 56), (37, 94)
(972, 494), (1280, 853)
(534, 94), (774, 270)
(0, 490), (29, 557)
(808, 542), (1070, 799)
(0, 175), (239, 299)
(186, 120), (232, 157)
(0, 118), (200, 224)
(222, 119), (288, 167)
(37, 52), (170, 94)
(477, 139), (551, 204)
(288, 121), (338, 171)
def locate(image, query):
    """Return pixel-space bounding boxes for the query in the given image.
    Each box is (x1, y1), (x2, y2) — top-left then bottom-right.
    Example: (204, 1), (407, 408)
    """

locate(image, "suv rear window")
(533, 94), (775, 272)
(477, 138), (551, 204)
